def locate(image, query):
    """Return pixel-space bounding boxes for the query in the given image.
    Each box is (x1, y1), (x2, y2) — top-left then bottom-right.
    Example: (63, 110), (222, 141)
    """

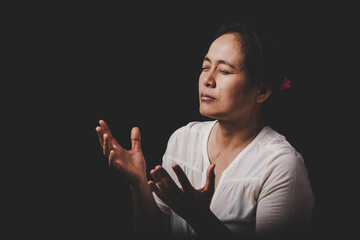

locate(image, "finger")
(172, 164), (194, 193)
(108, 150), (115, 166)
(99, 120), (113, 138)
(131, 127), (142, 152)
(102, 133), (107, 155)
(150, 166), (162, 183)
(96, 126), (104, 147)
(150, 168), (167, 197)
(151, 166), (178, 192)
(103, 133), (111, 156)
(148, 181), (161, 195)
(99, 120), (123, 151)
(156, 166), (178, 187)
(204, 163), (216, 192)
(148, 181), (169, 204)
(99, 119), (109, 130)
(150, 167), (184, 207)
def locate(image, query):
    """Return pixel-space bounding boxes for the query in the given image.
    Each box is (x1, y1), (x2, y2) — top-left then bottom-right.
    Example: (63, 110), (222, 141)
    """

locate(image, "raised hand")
(148, 163), (216, 220)
(96, 120), (147, 187)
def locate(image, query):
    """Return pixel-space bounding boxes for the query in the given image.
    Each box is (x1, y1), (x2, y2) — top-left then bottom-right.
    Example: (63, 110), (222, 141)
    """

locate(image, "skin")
(199, 33), (271, 189)
(96, 33), (271, 238)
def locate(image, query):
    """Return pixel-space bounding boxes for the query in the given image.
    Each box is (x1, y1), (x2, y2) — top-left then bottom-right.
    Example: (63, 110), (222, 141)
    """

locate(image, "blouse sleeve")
(256, 151), (315, 237)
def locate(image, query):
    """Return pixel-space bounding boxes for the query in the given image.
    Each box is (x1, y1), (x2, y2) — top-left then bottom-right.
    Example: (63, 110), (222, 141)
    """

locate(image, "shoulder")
(251, 126), (311, 188)
(257, 127), (296, 152)
(256, 126), (304, 167)
(255, 129), (314, 230)
(254, 126), (312, 193)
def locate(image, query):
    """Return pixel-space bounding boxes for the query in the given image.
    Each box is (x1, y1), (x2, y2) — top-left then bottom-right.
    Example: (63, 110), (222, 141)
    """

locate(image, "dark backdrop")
(5, 2), (355, 239)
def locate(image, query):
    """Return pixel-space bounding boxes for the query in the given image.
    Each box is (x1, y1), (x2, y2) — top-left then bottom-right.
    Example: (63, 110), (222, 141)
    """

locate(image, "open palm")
(96, 120), (147, 187)
(148, 163), (216, 220)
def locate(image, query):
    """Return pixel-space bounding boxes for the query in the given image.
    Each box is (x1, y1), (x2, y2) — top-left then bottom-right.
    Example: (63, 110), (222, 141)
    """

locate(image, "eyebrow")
(203, 56), (236, 69)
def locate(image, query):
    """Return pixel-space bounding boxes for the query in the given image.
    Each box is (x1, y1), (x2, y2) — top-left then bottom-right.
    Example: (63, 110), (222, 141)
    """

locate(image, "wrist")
(129, 176), (149, 192)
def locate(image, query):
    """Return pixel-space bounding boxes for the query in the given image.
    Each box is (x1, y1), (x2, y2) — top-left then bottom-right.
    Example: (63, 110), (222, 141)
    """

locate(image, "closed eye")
(219, 70), (231, 75)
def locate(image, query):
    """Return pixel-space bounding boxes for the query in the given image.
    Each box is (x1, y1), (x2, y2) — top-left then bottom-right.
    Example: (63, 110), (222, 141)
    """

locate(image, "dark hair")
(213, 22), (284, 95)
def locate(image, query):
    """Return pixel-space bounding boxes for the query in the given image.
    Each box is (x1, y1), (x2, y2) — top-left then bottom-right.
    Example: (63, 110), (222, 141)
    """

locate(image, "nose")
(202, 71), (216, 88)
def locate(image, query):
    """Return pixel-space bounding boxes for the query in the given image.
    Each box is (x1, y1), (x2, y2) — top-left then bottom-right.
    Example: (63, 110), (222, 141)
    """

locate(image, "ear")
(255, 83), (272, 103)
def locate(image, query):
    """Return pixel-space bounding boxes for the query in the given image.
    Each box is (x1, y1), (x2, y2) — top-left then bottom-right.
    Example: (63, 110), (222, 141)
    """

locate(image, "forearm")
(130, 178), (166, 234)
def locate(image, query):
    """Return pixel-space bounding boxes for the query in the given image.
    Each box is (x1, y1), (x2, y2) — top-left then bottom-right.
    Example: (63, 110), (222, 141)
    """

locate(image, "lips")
(201, 93), (216, 101)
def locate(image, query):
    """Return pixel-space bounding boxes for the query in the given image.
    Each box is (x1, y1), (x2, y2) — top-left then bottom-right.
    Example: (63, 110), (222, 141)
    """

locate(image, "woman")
(96, 23), (314, 239)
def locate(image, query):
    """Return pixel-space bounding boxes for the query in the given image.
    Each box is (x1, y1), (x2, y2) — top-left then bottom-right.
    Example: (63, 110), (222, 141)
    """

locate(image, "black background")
(4, 2), (356, 239)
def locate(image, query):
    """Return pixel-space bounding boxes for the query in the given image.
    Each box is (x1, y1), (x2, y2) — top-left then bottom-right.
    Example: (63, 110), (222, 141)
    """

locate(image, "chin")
(199, 107), (220, 119)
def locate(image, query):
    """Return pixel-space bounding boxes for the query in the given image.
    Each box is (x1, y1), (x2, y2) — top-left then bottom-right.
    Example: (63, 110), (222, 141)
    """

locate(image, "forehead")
(206, 33), (243, 65)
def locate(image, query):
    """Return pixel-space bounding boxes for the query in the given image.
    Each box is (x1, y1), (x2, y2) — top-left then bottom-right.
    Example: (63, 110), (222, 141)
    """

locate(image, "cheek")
(221, 84), (240, 100)
(220, 84), (251, 107)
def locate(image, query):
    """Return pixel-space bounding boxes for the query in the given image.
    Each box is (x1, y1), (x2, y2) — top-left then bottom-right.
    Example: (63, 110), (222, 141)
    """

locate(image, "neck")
(214, 116), (264, 150)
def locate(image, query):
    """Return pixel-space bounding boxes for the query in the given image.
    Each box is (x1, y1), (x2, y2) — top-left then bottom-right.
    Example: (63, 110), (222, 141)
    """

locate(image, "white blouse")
(153, 121), (314, 237)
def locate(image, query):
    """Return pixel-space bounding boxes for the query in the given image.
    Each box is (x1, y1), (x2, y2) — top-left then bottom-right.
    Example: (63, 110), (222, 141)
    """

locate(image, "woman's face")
(199, 33), (258, 121)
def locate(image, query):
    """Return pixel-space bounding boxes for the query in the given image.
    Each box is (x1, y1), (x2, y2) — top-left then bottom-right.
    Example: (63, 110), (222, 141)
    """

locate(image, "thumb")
(204, 163), (216, 192)
(131, 127), (142, 151)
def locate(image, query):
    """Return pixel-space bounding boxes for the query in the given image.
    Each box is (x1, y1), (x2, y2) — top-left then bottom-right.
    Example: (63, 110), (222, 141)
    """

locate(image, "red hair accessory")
(281, 77), (291, 91)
